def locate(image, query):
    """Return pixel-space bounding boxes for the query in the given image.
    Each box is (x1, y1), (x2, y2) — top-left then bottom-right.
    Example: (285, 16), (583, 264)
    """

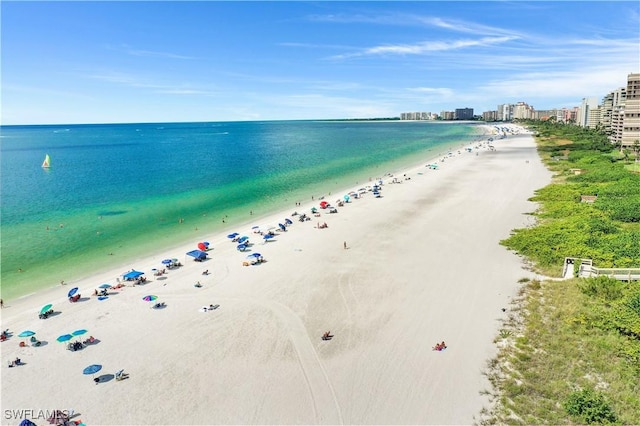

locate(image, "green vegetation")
(481, 121), (640, 425)
(500, 121), (640, 274)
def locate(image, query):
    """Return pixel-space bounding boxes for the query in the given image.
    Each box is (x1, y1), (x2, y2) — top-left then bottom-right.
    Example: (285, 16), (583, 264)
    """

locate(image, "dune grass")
(480, 121), (640, 425)
(480, 277), (640, 425)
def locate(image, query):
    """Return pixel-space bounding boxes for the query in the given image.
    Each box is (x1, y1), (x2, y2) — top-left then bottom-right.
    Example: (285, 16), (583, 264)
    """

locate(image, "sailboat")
(42, 154), (51, 168)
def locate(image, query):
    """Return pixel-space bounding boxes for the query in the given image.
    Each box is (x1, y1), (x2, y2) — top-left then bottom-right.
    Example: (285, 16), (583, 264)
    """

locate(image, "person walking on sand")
(343, 241), (347, 249)
(0, 299), (4, 308)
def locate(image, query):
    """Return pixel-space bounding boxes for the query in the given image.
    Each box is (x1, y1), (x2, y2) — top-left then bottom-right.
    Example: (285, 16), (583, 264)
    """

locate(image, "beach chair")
(115, 369), (129, 381)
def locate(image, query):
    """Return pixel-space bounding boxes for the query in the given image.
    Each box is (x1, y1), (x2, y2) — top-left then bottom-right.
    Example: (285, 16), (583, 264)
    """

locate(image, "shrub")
(577, 276), (624, 301)
(564, 388), (617, 424)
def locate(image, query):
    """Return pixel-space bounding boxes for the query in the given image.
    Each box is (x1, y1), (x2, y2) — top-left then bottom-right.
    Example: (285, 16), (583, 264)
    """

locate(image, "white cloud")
(331, 36), (518, 59)
(106, 44), (194, 60)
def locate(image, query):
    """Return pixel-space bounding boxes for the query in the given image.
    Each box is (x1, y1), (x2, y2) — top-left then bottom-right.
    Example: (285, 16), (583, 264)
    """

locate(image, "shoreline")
(2, 126), (485, 302)
(1, 124), (550, 425)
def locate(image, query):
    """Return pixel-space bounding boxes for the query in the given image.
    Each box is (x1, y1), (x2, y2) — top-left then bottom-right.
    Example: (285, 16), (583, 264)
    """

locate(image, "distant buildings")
(622, 73), (640, 149)
(398, 73), (640, 150)
(454, 108), (474, 120)
(399, 112), (438, 120)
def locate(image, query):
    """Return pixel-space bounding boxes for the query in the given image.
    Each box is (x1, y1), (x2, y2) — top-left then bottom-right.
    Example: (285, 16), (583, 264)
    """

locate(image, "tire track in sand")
(250, 298), (343, 425)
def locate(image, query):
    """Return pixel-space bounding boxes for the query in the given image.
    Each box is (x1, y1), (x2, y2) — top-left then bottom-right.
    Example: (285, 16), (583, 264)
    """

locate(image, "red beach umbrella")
(197, 242), (206, 251)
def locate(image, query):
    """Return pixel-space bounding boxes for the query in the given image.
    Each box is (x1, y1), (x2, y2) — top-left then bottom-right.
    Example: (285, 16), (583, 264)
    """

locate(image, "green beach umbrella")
(40, 304), (53, 315)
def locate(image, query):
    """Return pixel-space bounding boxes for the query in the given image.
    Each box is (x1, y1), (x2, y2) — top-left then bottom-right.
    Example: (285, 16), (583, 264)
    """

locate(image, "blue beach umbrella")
(67, 287), (79, 298)
(57, 334), (73, 343)
(18, 330), (36, 338)
(99, 283), (111, 289)
(161, 259), (172, 265)
(83, 364), (102, 376)
(203, 241), (210, 247)
(97, 296), (109, 301)
(246, 253), (261, 259)
(237, 244), (248, 251)
(227, 233), (238, 239)
(238, 236), (249, 243)
(72, 329), (87, 337)
(284, 218), (292, 225)
(263, 234), (274, 240)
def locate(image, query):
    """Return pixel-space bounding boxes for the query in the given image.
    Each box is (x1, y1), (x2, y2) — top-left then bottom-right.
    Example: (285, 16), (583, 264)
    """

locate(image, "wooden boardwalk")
(563, 257), (640, 281)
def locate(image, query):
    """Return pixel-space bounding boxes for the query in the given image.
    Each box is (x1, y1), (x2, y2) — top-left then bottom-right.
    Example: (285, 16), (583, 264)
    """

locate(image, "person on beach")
(0, 299), (3, 308)
(343, 241), (347, 249)
(433, 341), (447, 351)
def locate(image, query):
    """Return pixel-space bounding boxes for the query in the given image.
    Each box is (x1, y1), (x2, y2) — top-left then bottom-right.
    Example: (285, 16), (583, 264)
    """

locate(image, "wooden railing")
(563, 257), (640, 281)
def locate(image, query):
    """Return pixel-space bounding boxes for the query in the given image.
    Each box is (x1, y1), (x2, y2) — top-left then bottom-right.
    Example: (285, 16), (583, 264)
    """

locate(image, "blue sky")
(2, 1), (639, 125)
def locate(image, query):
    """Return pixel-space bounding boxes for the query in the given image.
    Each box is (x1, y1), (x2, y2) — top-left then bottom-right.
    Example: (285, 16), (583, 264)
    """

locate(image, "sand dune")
(1, 126), (551, 425)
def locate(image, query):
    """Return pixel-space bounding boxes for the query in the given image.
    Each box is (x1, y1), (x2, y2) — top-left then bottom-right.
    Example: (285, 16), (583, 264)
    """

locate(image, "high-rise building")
(600, 87), (626, 136)
(482, 110), (497, 121)
(496, 104), (513, 121)
(513, 102), (535, 119)
(577, 97), (599, 127)
(454, 108), (474, 120)
(621, 73), (640, 149)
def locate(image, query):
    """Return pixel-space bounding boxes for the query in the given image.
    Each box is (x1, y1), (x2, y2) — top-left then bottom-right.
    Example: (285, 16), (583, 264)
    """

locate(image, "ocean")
(0, 120), (481, 300)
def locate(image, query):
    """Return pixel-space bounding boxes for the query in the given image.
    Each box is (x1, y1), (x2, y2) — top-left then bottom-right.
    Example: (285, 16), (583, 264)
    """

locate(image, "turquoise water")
(1, 120), (480, 300)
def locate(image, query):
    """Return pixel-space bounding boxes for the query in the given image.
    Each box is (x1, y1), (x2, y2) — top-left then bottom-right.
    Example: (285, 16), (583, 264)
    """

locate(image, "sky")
(1, 1), (639, 125)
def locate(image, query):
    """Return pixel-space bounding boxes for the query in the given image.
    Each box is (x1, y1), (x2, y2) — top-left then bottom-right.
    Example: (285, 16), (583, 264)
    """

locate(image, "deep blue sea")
(1, 120), (481, 299)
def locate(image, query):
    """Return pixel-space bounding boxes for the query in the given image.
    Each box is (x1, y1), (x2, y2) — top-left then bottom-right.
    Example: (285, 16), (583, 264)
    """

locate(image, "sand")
(0, 125), (551, 425)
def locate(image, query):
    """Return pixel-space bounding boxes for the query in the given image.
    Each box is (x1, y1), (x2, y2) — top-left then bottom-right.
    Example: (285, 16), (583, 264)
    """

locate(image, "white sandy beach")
(1, 125), (551, 425)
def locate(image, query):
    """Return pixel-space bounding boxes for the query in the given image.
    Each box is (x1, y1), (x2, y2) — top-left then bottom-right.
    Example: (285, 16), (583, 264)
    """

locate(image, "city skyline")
(2, 1), (639, 125)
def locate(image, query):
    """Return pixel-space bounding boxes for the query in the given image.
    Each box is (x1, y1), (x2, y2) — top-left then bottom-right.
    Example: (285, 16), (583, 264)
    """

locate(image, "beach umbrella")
(40, 304), (53, 315)
(320, 201), (328, 208)
(263, 234), (274, 240)
(186, 250), (207, 260)
(18, 330), (36, 338)
(284, 218), (292, 225)
(197, 242), (207, 251)
(343, 195), (350, 201)
(237, 236), (249, 243)
(97, 296), (109, 301)
(67, 287), (79, 298)
(227, 233), (239, 239)
(142, 295), (158, 302)
(246, 253), (261, 259)
(251, 226), (260, 230)
(123, 270), (144, 280)
(57, 334), (73, 343)
(72, 329), (87, 337)
(161, 259), (172, 265)
(278, 223), (286, 230)
(237, 244), (248, 251)
(83, 364), (102, 376)
(203, 241), (210, 247)
(99, 283), (111, 289)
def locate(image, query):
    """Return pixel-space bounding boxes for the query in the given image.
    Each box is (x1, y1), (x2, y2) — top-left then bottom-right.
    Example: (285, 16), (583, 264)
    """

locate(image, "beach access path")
(0, 126), (552, 425)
